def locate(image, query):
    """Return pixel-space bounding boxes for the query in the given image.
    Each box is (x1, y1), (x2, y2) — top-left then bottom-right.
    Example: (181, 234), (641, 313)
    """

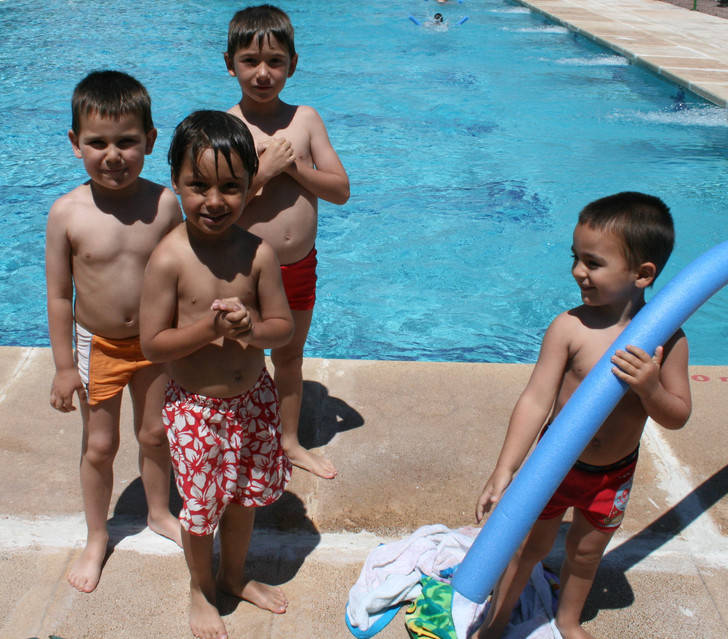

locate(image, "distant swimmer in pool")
(425, 12), (448, 29)
(225, 5), (350, 480)
(470, 192), (691, 639)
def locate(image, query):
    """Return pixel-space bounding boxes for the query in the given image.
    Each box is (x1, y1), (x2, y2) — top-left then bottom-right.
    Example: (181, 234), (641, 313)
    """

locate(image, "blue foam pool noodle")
(452, 240), (728, 604)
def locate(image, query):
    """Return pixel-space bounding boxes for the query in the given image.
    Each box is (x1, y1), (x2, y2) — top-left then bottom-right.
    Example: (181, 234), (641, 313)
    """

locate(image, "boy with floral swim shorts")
(471, 193), (692, 639)
(225, 4), (350, 479)
(46, 70), (183, 594)
(140, 110), (294, 639)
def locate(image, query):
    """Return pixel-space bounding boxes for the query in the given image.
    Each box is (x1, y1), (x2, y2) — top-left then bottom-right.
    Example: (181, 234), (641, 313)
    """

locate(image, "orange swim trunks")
(162, 369), (291, 536)
(75, 323), (154, 405)
(280, 246), (317, 311)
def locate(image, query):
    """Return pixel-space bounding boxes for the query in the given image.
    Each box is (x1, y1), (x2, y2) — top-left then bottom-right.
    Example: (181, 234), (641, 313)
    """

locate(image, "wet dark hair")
(71, 70), (153, 134)
(168, 110), (258, 183)
(227, 4), (295, 60)
(578, 191), (674, 278)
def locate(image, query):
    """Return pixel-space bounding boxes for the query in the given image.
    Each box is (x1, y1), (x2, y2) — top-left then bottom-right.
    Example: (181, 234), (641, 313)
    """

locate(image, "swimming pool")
(1, 0), (727, 363)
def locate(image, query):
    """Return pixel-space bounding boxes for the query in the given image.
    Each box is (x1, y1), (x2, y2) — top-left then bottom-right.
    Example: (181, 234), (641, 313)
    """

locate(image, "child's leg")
(473, 516), (563, 639)
(554, 510), (615, 639)
(68, 394), (122, 593)
(182, 528), (228, 639)
(271, 308), (337, 479)
(216, 504), (288, 614)
(128, 365), (181, 546)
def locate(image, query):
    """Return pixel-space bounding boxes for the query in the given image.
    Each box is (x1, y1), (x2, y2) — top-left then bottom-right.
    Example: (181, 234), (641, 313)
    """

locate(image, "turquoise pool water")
(1, 0), (727, 363)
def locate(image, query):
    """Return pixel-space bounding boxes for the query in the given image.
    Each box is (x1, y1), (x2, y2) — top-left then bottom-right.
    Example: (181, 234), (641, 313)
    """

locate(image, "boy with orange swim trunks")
(225, 4), (350, 479)
(471, 193), (692, 639)
(45, 70), (183, 593)
(140, 110), (294, 639)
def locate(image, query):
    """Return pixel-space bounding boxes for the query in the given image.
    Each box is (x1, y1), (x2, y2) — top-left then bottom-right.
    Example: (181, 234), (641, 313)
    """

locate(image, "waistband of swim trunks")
(281, 245), (316, 268)
(167, 369), (268, 409)
(75, 323), (141, 347)
(573, 446), (639, 473)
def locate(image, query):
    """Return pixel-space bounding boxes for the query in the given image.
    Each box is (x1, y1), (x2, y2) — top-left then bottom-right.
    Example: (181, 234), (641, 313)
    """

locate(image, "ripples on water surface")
(1, 0), (727, 363)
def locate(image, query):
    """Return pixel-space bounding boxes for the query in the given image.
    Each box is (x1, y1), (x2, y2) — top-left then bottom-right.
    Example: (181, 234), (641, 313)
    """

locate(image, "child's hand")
(50, 368), (86, 412)
(611, 344), (663, 398)
(258, 136), (296, 177)
(475, 467), (514, 523)
(212, 298), (254, 342)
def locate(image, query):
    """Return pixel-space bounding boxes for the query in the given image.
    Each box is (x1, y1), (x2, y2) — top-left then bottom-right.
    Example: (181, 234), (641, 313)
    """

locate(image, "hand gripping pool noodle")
(452, 240), (728, 605)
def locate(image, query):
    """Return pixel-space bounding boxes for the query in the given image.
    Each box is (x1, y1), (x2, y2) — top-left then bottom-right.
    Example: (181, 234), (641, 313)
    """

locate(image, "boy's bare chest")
(178, 267), (258, 314)
(567, 324), (626, 382)
(248, 116), (309, 155)
(70, 215), (161, 264)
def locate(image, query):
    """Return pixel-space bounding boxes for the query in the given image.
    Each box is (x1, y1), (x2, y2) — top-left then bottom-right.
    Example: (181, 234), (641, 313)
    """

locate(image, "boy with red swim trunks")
(471, 193), (692, 639)
(140, 110), (294, 639)
(226, 5), (350, 479)
(45, 70), (183, 594)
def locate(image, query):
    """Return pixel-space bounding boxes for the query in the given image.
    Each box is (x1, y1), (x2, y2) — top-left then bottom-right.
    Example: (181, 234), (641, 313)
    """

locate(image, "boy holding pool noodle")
(140, 110), (294, 639)
(45, 70), (183, 593)
(225, 4), (350, 479)
(471, 192), (692, 639)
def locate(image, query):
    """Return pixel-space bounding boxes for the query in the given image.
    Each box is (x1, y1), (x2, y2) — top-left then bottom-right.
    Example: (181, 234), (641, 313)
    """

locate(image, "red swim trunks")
(280, 246), (317, 311)
(162, 369), (291, 536)
(538, 448), (638, 531)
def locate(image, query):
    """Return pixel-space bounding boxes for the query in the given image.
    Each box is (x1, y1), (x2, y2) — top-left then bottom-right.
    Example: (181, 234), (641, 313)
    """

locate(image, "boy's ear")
(635, 262), (657, 289)
(288, 53), (298, 77)
(170, 172), (180, 194)
(145, 128), (158, 155)
(68, 130), (83, 158)
(224, 52), (236, 76)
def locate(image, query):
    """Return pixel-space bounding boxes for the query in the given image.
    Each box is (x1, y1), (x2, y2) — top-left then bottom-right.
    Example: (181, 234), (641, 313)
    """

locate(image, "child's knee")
(564, 529), (611, 571)
(137, 420), (167, 448)
(83, 433), (119, 463)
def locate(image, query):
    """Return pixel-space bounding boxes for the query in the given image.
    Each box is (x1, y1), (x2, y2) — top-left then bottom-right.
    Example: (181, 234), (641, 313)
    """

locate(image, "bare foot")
(190, 586), (228, 639)
(67, 533), (108, 593)
(284, 442), (337, 479)
(555, 621), (598, 639)
(218, 578), (288, 614)
(148, 511), (183, 548)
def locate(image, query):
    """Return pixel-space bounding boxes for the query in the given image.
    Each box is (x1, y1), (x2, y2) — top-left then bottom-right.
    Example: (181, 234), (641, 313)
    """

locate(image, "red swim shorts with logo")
(280, 246), (317, 311)
(162, 369), (291, 536)
(538, 448), (638, 531)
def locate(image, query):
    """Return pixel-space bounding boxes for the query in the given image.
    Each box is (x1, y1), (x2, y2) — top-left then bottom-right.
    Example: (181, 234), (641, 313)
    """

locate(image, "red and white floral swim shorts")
(162, 369), (291, 536)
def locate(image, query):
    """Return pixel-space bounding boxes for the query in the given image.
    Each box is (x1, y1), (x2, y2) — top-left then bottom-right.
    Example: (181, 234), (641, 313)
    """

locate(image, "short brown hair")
(71, 70), (153, 134)
(578, 192), (674, 278)
(227, 5), (295, 60)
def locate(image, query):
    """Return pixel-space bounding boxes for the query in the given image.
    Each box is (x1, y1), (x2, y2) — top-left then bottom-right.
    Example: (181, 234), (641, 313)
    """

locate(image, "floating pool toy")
(452, 239), (728, 606)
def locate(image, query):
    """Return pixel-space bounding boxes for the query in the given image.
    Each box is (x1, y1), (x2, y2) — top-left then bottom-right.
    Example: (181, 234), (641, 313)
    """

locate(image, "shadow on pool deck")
(1, 347), (727, 638)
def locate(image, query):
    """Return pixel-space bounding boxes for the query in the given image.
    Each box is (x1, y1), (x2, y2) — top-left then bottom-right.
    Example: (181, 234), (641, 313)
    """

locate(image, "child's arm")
(284, 106), (349, 204)
(611, 331), (691, 429)
(476, 314), (571, 522)
(45, 201), (85, 411)
(220, 241), (294, 350)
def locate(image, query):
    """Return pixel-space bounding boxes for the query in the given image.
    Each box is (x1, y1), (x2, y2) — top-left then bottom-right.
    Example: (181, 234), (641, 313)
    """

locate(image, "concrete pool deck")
(517, 0), (728, 107)
(2, 348), (728, 638)
(3, 2), (728, 638)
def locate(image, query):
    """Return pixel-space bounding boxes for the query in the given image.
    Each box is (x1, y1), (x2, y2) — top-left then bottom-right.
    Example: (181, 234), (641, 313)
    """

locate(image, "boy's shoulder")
(48, 182), (94, 220)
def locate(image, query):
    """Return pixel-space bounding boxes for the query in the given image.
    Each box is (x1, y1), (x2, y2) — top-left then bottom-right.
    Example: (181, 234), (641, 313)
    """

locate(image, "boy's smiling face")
(226, 34), (298, 105)
(173, 147), (249, 237)
(571, 223), (648, 308)
(69, 111), (156, 193)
